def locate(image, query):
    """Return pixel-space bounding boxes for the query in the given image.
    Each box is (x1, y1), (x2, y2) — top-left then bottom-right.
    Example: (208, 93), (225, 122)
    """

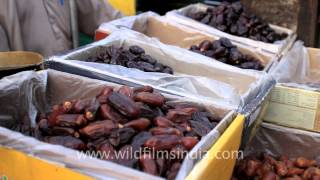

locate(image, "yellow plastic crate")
(186, 114), (245, 180)
(108, 0), (136, 16)
(0, 147), (92, 180)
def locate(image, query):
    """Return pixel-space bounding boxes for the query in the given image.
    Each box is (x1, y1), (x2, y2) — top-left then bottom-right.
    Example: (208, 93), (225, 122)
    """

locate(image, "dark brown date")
(156, 157), (166, 176)
(108, 92), (140, 118)
(118, 145), (135, 167)
(133, 86), (153, 93)
(51, 126), (76, 137)
(124, 118), (150, 131)
(84, 98), (100, 121)
(47, 105), (69, 126)
(166, 162), (181, 180)
(261, 171), (279, 180)
(189, 120), (211, 137)
(56, 114), (87, 127)
(144, 135), (180, 150)
(71, 100), (88, 114)
(79, 120), (119, 139)
(181, 136), (199, 150)
(170, 145), (187, 160)
(97, 86), (114, 104)
(133, 92), (165, 107)
(109, 127), (136, 147)
(132, 131), (152, 152)
(139, 153), (158, 175)
(45, 136), (86, 150)
(136, 102), (157, 119)
(97, 141), (117, 162)
(118, 85), (134, 98)
(99, 104), (128, 124)
(150, 127), (182, 136)
(153, 116), (174, 128)
(166, 109), (191, 123)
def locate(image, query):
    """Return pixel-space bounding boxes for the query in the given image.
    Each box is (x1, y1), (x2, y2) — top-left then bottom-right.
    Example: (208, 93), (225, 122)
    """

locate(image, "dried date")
(108, 92), (140, 118)
(56, 114), (87, 127)
(124, 118), (150, 131)
(45, 136), (86, 150)
(144, 135), (180, 151)
(133, 92), (165, 107)
(79, 120), (119, 139)
(139, 153), (158, 175)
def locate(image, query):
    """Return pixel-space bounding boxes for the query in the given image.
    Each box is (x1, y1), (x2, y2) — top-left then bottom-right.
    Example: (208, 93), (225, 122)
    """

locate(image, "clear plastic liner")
(0, 69), (235, 180)
(49, 29), (273, 111)
(245, 123), (320, 162)
(270, 41), (320, 90)
(166, 3), (296, 55)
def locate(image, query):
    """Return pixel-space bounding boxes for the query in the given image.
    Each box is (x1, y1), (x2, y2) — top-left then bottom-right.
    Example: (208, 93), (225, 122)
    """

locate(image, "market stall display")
(1, 1), (319, 180)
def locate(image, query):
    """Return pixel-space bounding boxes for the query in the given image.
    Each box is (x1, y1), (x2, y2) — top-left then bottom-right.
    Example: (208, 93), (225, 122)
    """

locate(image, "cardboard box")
(264, 85), (320, 132)
(264, 48), (320, 132)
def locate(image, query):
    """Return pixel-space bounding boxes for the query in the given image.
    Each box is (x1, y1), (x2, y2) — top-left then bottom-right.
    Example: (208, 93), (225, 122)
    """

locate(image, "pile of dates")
(189, 38), (264, 70)
(86, 45), (173, 74)
(187, 2), (287, 43)
(233, 153), (320, 180)
(36, 85), (220, 179)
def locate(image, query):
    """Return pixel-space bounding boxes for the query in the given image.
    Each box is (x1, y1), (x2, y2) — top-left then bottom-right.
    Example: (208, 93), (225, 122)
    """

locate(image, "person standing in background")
(0, 0), (123, 56)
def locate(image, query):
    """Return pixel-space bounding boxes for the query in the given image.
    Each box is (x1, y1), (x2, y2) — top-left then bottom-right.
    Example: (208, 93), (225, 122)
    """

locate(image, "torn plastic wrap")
(270, 41), (320, 91)
(166, 3), (296, 55)
(48, 29), (274, 112)
(97, 12), (276, 71)
(0, 69), (236, 180)
(245, 123), (320, 163)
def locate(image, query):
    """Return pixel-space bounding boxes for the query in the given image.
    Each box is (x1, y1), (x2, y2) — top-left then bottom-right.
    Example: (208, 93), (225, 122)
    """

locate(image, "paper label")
(270, 86), (319, 109)
(264, 102), (316, 130)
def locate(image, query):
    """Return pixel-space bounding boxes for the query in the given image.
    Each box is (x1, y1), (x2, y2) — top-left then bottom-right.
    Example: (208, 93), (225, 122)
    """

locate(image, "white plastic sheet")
(270, 41), (320, 90)
(246, 123), (320, 162)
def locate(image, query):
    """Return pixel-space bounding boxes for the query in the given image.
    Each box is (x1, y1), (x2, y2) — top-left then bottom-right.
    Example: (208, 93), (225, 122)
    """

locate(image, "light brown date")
(124, 118), (150, 131)
(144, 135), (180, 151)
(79, 120), (119, 139)
(133, 92), (165, 107)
